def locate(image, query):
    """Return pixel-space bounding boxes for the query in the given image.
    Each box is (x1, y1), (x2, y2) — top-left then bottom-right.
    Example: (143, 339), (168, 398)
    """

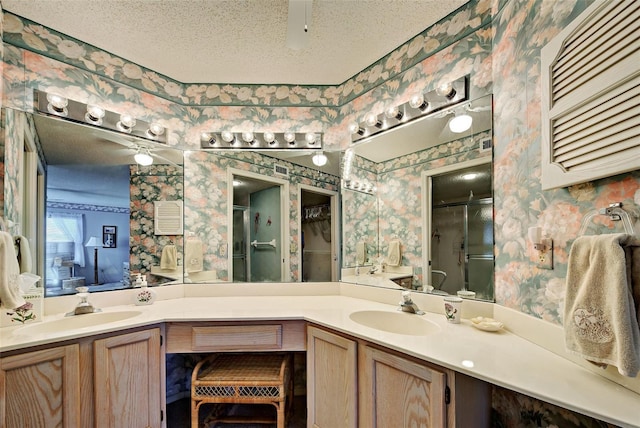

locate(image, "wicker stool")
(191, 353), (291, 428)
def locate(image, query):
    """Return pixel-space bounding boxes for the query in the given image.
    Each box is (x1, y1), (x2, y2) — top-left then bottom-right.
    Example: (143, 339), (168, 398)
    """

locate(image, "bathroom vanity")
(1, 284), (638, 428)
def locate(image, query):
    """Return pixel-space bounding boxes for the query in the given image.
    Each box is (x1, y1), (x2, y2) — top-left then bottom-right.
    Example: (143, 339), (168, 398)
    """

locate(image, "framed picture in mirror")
(103, 226), (117, 248)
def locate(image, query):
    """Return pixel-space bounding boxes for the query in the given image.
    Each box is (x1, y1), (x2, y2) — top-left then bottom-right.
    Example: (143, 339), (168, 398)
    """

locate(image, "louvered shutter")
(541, 0), (640, 190)
(154, 201), (183, 235)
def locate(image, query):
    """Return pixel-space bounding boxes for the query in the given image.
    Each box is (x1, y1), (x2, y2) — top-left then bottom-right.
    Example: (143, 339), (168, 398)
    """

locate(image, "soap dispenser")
(133, 275), (156, 306)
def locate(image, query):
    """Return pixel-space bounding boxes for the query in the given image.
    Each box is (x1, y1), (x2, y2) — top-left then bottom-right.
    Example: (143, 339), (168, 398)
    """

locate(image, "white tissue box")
(1, 290), (43, 327)
(62, 277), (85, 290)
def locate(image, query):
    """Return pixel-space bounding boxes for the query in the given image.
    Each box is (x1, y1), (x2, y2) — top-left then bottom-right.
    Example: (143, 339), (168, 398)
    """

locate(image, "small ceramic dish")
(457, 290), (476, 299)
(470, 316), (504, 332)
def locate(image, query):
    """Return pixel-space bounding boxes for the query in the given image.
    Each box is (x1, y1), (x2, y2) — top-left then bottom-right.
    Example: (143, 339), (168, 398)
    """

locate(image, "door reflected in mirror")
(425, 160), (493, 300)
(230, 172), (285, 282)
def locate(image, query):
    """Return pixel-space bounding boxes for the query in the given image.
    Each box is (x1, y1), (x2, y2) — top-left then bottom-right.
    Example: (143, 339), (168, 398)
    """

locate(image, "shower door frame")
(421, 157), (492, 293)
(227, 168), (290, 282)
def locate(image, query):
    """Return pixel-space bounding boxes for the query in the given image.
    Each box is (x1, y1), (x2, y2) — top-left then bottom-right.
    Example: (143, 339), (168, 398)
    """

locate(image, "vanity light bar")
(342, 179), (376, 195)
(350, 75), (469, 144)
(34, 90), (167, 144)
(200, 131), (323, 150)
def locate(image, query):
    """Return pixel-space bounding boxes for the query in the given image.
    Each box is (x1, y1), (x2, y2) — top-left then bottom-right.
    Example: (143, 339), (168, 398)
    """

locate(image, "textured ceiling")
(2, 0), (467, 85)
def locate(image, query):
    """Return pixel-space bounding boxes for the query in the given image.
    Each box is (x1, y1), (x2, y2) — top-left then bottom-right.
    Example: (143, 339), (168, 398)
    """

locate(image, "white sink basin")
(16, 310), (142, 335)
(349, 310), (440, 336)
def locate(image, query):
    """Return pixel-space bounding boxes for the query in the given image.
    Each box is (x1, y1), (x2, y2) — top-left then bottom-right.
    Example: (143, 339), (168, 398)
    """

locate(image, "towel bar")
(578, 202), (635, 236)
(251, 239), (277, 248)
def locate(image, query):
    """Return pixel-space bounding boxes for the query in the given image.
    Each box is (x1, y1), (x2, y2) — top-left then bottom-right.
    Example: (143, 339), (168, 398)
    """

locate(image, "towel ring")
(578, 203), (635, 236)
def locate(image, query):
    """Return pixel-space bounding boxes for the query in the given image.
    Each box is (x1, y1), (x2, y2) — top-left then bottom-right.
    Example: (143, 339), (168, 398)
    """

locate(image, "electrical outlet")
(536, 238), (554, 270)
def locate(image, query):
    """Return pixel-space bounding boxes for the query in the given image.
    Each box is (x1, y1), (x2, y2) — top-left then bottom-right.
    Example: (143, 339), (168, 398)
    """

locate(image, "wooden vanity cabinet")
(0, 344), (81, 428)
(307, 325), (358, 428)
(359, 344), (446, 427)
(0, 326), (165, 428)
(94, 328), (164, 428)
(307, 325), (491, 428)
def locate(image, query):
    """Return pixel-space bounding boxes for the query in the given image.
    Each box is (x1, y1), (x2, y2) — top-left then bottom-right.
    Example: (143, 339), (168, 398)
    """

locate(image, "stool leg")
(276, 402), (285, 428)
(191, 399), (199, 428)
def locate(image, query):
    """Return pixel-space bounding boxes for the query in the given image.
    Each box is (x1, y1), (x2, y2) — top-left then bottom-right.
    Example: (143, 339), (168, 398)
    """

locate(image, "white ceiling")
(2, 0), (467, 85)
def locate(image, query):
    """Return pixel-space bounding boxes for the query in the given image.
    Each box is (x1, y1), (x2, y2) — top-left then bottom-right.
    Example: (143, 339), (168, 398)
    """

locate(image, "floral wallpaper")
(1, 108), (23, 235)
(1, 1), (491, 107)
(129, 164), (184, 276)
(1, 0), (637, 425)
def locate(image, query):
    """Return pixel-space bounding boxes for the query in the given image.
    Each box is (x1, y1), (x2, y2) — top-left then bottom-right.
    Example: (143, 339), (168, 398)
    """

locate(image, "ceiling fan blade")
(286, 0), (312, 50)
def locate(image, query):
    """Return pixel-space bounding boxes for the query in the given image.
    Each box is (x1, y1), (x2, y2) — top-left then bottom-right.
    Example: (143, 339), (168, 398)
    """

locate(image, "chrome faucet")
(66, 286), (101, 316)
(369, 265), (379, 274)
(399, 290), (424, 315)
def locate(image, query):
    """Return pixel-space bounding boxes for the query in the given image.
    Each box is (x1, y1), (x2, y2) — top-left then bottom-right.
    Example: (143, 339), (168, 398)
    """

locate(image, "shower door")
(232, 206), (248, 282)
(465, 200), (494, 300)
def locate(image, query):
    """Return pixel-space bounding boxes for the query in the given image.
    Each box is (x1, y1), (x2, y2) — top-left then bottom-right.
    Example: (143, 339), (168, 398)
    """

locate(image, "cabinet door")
(307, 326), (358, 428)
(0, 344), (81, 428)
(359, 345), (446, 428)
(94, 328), (162, 428)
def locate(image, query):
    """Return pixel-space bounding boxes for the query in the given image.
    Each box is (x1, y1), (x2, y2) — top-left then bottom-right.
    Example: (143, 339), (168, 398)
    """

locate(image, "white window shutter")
(154, 201), (183, 235)
(541, 0), (640, 190)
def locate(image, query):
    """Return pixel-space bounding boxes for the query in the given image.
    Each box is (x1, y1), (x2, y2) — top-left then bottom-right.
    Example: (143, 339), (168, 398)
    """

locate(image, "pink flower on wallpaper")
(594, 177), (640, 209)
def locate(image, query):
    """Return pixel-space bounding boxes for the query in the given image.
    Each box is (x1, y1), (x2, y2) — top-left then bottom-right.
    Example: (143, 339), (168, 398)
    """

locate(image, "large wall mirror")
(2, 108), (185, 297)
(340, 94), (494, 302)
(1, 107), (340, 297)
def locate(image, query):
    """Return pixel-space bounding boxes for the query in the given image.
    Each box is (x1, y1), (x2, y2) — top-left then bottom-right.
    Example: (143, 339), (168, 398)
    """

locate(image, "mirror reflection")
(3, 107), (342, 297)
(31, 112), (184, 296)
(340, 94), (494, 301)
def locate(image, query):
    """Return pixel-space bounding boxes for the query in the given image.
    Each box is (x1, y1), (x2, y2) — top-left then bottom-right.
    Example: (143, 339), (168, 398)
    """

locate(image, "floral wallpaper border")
(1, 0), (491, 108)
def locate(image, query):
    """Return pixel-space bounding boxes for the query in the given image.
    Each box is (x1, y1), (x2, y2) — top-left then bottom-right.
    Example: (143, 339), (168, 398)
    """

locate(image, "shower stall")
(430, 198), (494, 300)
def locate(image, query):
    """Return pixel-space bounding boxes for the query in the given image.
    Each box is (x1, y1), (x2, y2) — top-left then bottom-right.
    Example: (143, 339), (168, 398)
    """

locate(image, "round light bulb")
(385, 106), (402, 120)
(284, 132), (296, 143)
(305, 132), (317, 144)
(449, 114), (473, 133)
(409, 94), (426, 110)
(84, 105), (105, 125)
(312, 152), (328, 166)
(364, 112), (379, 127)
(147, 123), (165, 137)
(116, 114), (136, 133)
(242, 132), (254, 143)
(263, 132), (276, 144)
(436, 82), (455, 98)
(221, 131), (235, 143)
(46, 93), (68, 109)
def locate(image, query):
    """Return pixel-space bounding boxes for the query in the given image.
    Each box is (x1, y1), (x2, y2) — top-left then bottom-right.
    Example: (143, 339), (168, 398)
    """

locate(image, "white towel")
(564, 234), (640, 377)
(15, 235), (32, 274)
(387, 240), (401, 267)
(356, 241), (366, 265)
(185, 238), (203, 273)
(0, 231), (26, 310)
(160, 244), (177, 270)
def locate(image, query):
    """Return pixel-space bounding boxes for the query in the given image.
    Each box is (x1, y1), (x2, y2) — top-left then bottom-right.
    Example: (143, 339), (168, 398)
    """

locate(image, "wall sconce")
(528, 226), (553, 269)
(35, 90), (167, 144)
(201, 131), (323, 150)
(350, 75), (469, 144)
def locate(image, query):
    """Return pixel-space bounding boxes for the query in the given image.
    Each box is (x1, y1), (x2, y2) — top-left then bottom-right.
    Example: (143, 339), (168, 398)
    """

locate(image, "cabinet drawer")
(166, 321), (306, 353)
(193, 324), (282, 351)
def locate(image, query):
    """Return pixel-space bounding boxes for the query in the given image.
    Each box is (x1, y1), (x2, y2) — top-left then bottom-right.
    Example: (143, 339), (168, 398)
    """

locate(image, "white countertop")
(1, 283), (638, 427)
